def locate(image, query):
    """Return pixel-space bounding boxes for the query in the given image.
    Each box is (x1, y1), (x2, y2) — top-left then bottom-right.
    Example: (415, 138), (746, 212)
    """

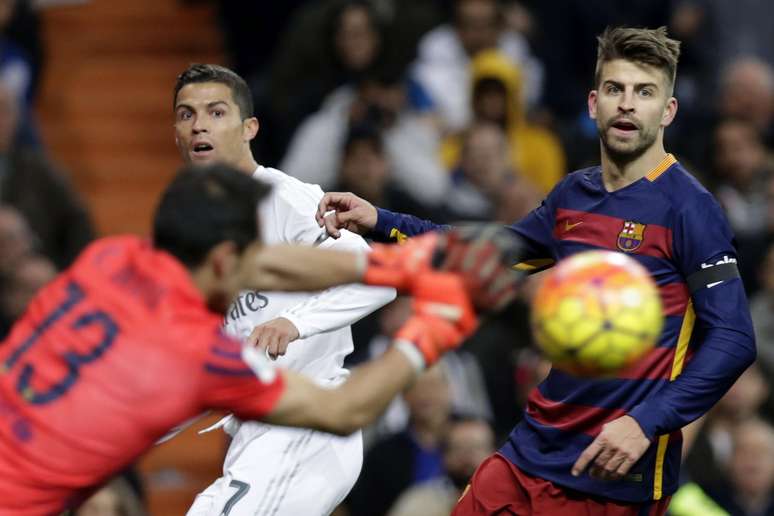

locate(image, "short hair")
(173, 64), (254, 120)
(153, 163), (270, 268)
(594, 27), (681, 93)
(343, 123), (383, 156)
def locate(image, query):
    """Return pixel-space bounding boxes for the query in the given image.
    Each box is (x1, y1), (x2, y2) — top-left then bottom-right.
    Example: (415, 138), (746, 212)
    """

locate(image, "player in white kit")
(171, 64), (396, 516)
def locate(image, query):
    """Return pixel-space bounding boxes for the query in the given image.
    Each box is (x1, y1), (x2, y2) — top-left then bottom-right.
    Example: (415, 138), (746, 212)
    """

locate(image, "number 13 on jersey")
(1, 281), (120, 405)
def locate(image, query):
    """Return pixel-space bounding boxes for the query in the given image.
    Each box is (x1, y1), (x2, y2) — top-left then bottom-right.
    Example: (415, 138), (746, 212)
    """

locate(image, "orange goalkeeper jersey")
(0, 236), (285, 514)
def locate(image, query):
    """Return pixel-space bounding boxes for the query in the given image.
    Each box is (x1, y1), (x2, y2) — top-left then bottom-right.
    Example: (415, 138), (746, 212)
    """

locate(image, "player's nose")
(192, 117), (209, 133)
(618, 90), (635, 112)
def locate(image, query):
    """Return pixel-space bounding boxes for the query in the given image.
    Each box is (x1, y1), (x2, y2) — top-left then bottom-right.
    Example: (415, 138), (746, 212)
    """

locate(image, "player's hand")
(394, 272), (477, 366)
(365, 224), (525, 312)
(437, 224), (525, 311)
(315, 192), (377, 238)
(571, 415), (650, 481)
(246, 317), (300, 360)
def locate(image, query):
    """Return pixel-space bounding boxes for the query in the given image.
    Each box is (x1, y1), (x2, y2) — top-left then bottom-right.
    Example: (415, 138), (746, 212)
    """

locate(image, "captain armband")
(686, 257), (740, 294)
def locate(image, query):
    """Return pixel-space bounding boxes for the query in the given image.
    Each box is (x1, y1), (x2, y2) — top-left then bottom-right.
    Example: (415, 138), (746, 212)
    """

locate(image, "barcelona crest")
(617, 221), (646, 252)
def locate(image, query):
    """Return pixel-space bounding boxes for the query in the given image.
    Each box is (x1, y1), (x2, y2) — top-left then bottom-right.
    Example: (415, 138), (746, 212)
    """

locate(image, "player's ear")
(243, 117), (259, 142)
(210, 241), (239, 279)
(588, 90), (598, 120)
(661, 96), (678, 128)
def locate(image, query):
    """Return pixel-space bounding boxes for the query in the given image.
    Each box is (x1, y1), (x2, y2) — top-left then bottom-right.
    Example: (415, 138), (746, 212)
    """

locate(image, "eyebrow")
(603, 80), (660, 90)
(175, 100), (230, 111)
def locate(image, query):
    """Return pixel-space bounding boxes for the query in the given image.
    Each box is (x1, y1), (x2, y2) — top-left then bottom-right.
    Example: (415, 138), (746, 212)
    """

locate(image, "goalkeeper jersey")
(0, 236), (285, 514)
(372, 154), (755, 502)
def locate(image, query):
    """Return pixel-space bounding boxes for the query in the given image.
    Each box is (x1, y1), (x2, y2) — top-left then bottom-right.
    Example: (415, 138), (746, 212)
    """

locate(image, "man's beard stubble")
(597, 121), (657, 167)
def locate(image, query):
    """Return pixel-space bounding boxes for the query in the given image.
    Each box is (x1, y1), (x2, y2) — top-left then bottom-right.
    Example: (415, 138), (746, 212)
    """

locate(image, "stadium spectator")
(440, 50), (565, 194)
(265, 0), (442, 163)
(0, 80), (94, 269)
(493, 172), (542, 225)
(0, 252), (55, 325)
(281, 67), (449, 205)
(265, 1), (385, 163)
(0, 0), (36, 146)
(412, 0), (543, 132)
(350, 295), (494, 448)
(386, 417), (495, 516)
(736, 175), (774, 295)
(0, 204), (35, 274)
(704, 418), (774, 516)
(673, 0), (774, 76)
(683, 363), (771, 491)
(75, 475), (147, 516)
(349, 363), (453, 516)
(711, 118), (773, 239)
(750, 244), (774, 373)
(675, 56), (774, 171)
(718, 58), (774, 146)
(443, 121), (513, 220)
(0, 204), (36, 337)
(335, 123), (438, 221)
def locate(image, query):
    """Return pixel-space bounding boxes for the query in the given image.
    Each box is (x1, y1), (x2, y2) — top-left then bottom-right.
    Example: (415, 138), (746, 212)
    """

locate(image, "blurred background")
(1, 0), (773, 514)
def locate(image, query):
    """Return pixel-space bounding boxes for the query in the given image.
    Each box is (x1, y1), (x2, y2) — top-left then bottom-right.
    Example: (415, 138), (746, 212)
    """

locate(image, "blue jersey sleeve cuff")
(627, 405), (660, 441)
(371, 207), (400, 242)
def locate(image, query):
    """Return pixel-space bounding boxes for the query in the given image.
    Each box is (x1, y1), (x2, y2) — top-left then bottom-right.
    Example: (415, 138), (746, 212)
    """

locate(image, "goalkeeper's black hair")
(153, 163), (270, 268)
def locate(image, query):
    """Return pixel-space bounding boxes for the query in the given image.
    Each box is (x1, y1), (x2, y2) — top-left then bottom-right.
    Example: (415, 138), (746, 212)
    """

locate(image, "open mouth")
(192, 142), (214, 157)
(610, 119), (639, 133)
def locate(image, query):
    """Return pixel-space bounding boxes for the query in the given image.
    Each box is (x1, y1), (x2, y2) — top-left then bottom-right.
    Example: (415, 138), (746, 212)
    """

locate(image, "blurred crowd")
(1, 0), (773, 515)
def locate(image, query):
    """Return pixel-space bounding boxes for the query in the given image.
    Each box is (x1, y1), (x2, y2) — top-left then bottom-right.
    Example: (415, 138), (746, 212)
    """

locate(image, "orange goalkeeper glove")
(364, 223), (525, 313)
(363, 232), (438, 292)
(393, 272), (478, 369)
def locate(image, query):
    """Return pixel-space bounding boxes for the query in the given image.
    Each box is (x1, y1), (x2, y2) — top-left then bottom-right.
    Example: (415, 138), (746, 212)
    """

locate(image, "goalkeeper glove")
(394, 272), (477, 369)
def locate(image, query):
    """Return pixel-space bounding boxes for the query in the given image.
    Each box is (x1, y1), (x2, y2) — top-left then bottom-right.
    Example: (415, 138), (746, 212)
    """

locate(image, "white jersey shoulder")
(252, 166), (326, 246)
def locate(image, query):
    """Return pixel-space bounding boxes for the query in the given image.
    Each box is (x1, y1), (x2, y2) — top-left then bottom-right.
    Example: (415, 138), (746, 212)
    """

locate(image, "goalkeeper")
(0, 163), (522, 515)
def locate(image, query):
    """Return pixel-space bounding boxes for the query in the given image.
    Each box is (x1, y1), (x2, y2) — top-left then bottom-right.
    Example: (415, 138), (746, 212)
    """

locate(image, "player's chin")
(188, 151), (218, 165)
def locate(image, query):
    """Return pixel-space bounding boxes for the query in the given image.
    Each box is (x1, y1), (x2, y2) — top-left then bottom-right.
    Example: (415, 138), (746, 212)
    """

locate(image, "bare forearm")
(325, 347), (417, 433)
(263, 346), (417, 435)
(248, 245), (364, 292)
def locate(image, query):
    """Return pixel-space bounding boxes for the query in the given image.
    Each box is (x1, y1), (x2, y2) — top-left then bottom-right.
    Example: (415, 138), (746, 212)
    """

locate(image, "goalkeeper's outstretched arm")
(262, 273), (475, 436)
(244, 224), (524, 313)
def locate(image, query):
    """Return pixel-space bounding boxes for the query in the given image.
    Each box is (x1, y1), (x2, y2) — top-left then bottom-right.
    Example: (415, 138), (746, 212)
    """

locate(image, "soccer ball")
(531, 250), (663, 377)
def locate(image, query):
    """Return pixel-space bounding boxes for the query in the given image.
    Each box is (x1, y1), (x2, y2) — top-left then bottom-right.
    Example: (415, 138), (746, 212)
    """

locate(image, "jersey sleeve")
(260, 178), (396, 337)
(628, 193), (756, 438)
(278, 229), (396, 339)
(197, 329), (285, 421)
(371, 207), (450, 243)
(507, 177), (565, 271)
(373, 176), (564, 270)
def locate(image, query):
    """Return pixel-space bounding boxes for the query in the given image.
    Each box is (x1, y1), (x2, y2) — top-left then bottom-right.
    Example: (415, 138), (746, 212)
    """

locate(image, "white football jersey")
(223, 165), (395, 382)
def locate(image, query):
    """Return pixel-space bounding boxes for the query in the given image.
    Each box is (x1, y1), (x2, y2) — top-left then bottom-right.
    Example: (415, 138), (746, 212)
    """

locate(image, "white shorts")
(186, 423), (363, 516)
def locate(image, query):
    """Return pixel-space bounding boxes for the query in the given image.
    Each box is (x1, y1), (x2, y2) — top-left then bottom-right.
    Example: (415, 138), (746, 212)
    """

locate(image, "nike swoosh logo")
(564, 220), (583, 231)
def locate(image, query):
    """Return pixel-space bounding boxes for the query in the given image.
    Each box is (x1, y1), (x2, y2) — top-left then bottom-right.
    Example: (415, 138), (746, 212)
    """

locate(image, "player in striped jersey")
(314, 26), (756, 515)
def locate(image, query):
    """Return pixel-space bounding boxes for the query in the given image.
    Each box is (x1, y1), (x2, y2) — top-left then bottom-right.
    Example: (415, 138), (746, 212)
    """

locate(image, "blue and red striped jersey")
(372, 154), (755, 503)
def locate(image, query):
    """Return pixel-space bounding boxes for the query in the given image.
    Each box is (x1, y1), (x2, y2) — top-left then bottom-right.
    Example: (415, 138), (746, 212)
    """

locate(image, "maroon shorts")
(452, 453), (671, 516)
